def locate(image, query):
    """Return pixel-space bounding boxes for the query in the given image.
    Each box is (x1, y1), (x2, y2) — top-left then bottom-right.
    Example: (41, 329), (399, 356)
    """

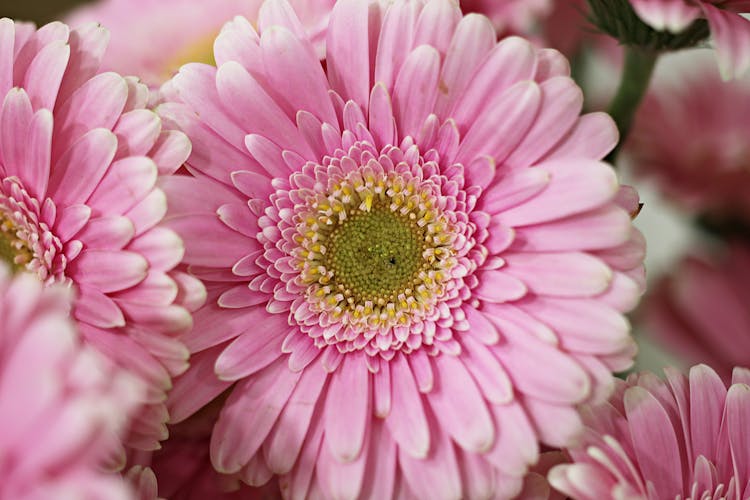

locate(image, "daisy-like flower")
(460, 0), (552, 36)
(549, 364), (750, 499)
(160, 0), (644, 497)
(645, 243), (750, 383)
(627, 51), (750, 220)
(0, 266), (143, 499)
(0, 18), (201, 450)
(629, 0), (750, 77)
(65, 0), (335, 87)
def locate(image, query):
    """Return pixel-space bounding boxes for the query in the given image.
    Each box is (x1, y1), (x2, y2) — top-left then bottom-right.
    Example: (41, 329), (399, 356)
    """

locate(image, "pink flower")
(0, 18), (202, 450)
(460, 0), (552, 36)
(0, 266), (143, 499)
(65, 0), (335, 86)
(629, 0), (750, 77)
(549, 364), (750, 500)
(627, 52), (750, 219)
(644, 244), (750, 383)
(160, 0), (644, 497)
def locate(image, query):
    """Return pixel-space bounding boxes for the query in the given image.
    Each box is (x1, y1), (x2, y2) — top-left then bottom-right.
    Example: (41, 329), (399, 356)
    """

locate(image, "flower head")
(628, 51), (750, 220)
(0, 266), (143, 499)
(161, 0), (644, 497)
(549, 364), (750, 500)
(0, 18), (202, 450)
(644, 243), (750, 383)
(66, 0), (335, 86)
(629, 0), (750, 77)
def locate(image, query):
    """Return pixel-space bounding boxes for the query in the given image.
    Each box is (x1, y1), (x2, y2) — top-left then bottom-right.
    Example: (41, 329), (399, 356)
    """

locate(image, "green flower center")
(326, 204), (426, 304)
(0, 216), (31, 273)
(293, 170), (458, 330)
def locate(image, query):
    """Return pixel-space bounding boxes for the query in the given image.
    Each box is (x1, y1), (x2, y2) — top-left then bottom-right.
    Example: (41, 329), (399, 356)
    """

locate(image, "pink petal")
(167, 346), (233, 423)
(48, 128), (117, 206)
(451, 36), (537, 131)
(473, 270), (528, 303)
(70, 249), (148, 293)
(630, 0), (701, 32)
(689, 364), (728, 463)
(1, 88), (33, 179)
(326, 0), (374, 108)
(214, 318), (285, 381)
(53, 72), (127, 158)
(211, 358), (302, 474)
(427, 353), (496, 452)
(490, 313), (591, 404)
(702, 3), (750, 79)
(324, 354), (371, 462)
(455, 80), (542, 167)
(502, 251), (612, 297)
(503, 76), (583, 168)
(74, 286), (125, 328)
(543, 112), (618, 161)
(260, 26), (337, 127)
(496, 159), (618, 227)
(358, 420), (397, 499)
(373, 0), (420, 91)
(215, 61), (310, 157)
(623, 385), (684, 499)
(22, 108), (53, 198)
(399, 417), (462, 500)
(87, 156), (158, 213)
(76, 215), (133, 251)
(22, 40), (69, 111)
(392, 45), (440, 139)
(164, 214), (257, 268)
(264, 361), (327, 474)
(385, 353), (430, 458)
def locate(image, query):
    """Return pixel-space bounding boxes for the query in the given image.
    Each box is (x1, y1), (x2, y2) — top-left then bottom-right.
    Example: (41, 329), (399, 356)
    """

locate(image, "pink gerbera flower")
(645, 243), (750, 383)
(160, 0), (644, 497)
(629, 0), (750, 77)
(0, 18), (202, 450)
(628, 51), (750, 220)
(0, 266), (143, 499)
(66, 0), (335, 86)
(549, 364), (750, 500)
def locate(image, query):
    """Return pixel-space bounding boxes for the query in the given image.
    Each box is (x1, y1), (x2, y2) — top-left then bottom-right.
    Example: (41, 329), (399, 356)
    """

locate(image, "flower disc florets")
(261, 142), (479, 354)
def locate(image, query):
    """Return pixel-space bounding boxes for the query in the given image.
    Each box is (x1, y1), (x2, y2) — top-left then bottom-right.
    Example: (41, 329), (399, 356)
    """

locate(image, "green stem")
(605, 46), (658, 164)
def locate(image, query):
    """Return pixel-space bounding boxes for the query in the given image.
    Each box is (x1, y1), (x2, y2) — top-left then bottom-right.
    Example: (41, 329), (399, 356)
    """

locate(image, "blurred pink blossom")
(66, 0), (335, 86)
(645, 244), (750, 382)
(0, 268), (143, 499)
(628, 51), (750, 219)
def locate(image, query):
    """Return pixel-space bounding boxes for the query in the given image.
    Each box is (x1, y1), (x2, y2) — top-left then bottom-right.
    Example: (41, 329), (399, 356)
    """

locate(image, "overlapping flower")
(549, 364), (750, 500)
(0, 266), (143, 499)
(157, 0), (645, 497)
(0, 18), (202, 450)
(628, 51), (750, 220)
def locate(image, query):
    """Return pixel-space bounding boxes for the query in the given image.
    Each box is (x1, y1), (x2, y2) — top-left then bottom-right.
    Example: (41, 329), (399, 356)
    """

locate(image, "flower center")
(0, 215), (32, 273)
(292, 169), (457, 331)
(326, 206), (424, 303)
